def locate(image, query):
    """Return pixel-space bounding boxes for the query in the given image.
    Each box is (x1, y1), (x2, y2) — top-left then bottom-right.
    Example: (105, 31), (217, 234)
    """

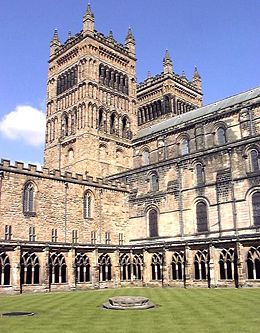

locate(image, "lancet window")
(23, 182), (36, 216)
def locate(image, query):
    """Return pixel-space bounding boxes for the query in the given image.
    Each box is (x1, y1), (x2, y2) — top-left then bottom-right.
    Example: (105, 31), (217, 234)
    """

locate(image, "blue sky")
(0, 0), (259, 166)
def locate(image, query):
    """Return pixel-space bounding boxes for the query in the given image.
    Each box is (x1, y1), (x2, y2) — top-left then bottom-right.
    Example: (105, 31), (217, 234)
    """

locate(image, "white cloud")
(0, 105), (46, 146)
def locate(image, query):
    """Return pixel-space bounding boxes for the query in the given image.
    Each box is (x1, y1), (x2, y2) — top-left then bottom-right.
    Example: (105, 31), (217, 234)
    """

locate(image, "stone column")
(142, 249), (150, 285)
(236, 241), (245, 288)
(113, 250), (120, 288)
(92, 248), (99, 288)
(163, 248), (171, 287)
(184, 245), (193, 288)
(208, 243), (216, 288)
(42, 247), (50, 292)
(67, 247), (76, 290)
(11, 246), (21, 294)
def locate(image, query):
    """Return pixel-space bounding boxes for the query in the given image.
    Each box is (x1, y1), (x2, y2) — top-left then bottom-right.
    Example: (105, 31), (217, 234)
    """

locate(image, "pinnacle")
(84, 2), (94, 18)
(126, 27), (135, 41)
(108, 30), (114, 40)
(193, 66), (201, 79)
(51, 29), (60, 43)
(164, 49), (172, 62)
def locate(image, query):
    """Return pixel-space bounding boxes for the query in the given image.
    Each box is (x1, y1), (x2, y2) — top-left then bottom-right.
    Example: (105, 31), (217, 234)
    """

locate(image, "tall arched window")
(171, 251), (184, 280)
(247, 247), (260, 279)
(75, 253), (90, 283)
(164, 95), (171, 113)
(98, 109), (104, 130)
(142, 149), (150, 166)
(216, 127), (227, 145)
(151, 253), (163, 280)
(20, 252), (40, 285)
(0, 252), (10, 285)
(252, 192), (260, 226)
(194, 250), (208, 280)
(196, 163), (205, 185)
(180, 138), (189, 155)
(23, 182), (36, 216)
(62, 113), (69, 137)
(122, 116), (130, 139)
(148, 209), (158, 237)
(150, 173), (159, 192)
(120, 254), (131, 281)
(219, 249), (235, 280)
(110, 113), (116, 134)
(49, 253), (67, 284)
(98, 254), (112, 282)
(84, 192), (92, 219)
(196, 202), (208, 232)
(133, 254), (143, 280)
(249, 149), (259, 172)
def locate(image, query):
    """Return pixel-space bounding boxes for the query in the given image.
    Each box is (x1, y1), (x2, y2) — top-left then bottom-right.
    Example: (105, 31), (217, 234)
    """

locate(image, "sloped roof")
(136, 86), (260, 140)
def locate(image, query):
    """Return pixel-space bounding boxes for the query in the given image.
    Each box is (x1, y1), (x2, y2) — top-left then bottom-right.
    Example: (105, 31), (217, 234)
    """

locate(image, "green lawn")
(0, 288), (259, 333)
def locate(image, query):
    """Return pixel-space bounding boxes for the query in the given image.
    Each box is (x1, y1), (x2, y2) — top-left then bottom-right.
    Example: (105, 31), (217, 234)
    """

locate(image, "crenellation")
(15, 161), (25, 170)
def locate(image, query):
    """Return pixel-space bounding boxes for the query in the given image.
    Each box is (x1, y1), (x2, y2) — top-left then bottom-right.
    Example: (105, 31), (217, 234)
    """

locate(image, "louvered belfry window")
(23, 182), (35, 215)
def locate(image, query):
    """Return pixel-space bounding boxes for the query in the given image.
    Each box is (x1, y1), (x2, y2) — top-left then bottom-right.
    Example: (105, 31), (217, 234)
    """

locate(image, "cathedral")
(0, 5), (260, 294)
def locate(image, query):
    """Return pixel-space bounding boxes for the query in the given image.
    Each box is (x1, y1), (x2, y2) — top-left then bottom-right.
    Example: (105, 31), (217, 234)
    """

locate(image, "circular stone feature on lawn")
(2, 312), (35, 317)
(103, 296), (155, 310)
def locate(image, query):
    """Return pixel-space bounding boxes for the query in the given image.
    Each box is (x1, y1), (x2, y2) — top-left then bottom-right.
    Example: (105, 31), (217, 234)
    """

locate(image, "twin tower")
(44, 4), (203, 178)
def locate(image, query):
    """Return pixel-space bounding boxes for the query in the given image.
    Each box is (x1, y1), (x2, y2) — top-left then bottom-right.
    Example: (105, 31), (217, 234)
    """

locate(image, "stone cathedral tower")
(44, 4), (137, 177)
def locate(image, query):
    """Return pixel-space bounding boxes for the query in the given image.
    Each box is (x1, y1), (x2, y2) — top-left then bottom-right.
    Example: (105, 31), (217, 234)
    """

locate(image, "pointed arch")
(194, 250), (208, 280)
(171, 251), (184, 280)
(98, 253), (112, 282)
(49, 252), (67, 284)
(151, 253), (163, 280)
(20, 252), (40, 285)
(0, 252), (10, 285)
(133, 254), (143, 280)
(247, 247), (260, 279)
(75, 253), (90, 283)
(120, 253), (131, 281)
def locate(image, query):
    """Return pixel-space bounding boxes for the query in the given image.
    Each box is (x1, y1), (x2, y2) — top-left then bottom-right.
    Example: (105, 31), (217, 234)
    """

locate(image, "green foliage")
(1, 288), (260, 333)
